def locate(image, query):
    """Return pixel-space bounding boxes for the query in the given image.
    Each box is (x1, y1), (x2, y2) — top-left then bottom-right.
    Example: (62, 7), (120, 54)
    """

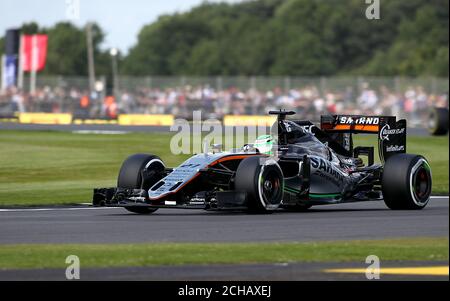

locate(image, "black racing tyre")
(382, 154), (432, 210)
(234, 156), (284, 213)
(428, 107), (449, 136)
(117, 153), (165, 214)
(118, 154), (165, 189)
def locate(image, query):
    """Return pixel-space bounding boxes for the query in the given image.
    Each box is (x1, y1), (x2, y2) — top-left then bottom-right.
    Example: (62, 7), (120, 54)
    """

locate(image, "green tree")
(4, 0), (447, 77)
(359, 1), (449, 76)
(42, 22), (109, 76)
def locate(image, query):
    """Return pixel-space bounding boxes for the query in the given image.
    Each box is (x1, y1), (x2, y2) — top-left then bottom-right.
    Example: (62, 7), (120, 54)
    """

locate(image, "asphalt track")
(0, 197), (447, 280)
(0, 197), (447, 244)
(0, 122), (431, 136)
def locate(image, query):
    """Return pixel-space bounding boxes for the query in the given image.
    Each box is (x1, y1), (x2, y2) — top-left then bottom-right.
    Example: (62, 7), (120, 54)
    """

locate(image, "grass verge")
(0, 130), (448, 206)
(0, 237), (447, 269)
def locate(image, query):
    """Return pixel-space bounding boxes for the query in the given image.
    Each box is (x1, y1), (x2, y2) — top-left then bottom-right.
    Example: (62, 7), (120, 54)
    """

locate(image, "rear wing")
(320, 115), (407, 163)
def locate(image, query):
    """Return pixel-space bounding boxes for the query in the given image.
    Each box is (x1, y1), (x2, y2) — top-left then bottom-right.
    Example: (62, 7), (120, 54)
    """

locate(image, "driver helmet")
(254, 135), (274, 155)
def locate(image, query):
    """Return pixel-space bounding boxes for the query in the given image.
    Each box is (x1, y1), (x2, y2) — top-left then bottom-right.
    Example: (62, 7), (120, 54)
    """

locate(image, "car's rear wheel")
(382, 154), (432, 210)
(117, 153), (165, 214)
(235, 156), (284, 213)
(428, 107), (449, 136)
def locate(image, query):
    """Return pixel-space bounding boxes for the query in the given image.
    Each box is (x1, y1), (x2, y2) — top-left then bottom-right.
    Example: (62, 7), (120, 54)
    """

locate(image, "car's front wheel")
(117, 153), (165, 214)
(382, 154), (432, 210)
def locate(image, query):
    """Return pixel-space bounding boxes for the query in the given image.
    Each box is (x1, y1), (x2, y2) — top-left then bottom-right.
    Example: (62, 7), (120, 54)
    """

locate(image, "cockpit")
(275, 120), (338, 163)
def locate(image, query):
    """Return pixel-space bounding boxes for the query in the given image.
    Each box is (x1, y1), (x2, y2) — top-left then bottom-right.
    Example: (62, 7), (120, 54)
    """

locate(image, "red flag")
(21, 34), (48, 72)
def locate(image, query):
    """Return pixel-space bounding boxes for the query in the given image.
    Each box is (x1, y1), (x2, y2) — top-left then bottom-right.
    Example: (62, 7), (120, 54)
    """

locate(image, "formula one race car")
(428, 107), (449, 136)
(93, 110), (432, 214)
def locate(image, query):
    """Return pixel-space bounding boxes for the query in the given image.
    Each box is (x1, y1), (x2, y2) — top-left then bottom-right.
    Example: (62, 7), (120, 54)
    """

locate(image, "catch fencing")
(0, 76), (448, 127)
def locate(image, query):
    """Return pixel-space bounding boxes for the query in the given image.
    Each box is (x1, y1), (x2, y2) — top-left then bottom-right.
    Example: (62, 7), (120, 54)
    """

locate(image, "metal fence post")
(320, 76), (326, 96)
(216, 76), (222, 91)
(250, 76), (256, 90)
(100, 76), (106, 101)
(284, 77), (291, 92)
(146, 76), (152, 89)
(431, 77), (436, 95)
(394, 76), (400, 95)
(357, 76), (364, 92)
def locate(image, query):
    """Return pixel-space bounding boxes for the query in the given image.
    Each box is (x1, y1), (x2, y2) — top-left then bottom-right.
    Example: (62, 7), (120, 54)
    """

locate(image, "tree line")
(1, 0), (448, 77)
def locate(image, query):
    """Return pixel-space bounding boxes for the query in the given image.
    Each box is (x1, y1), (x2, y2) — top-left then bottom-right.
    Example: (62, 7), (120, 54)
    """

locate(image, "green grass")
(353, 134), (449, 194)
(0, 130), (448, 206)
(0, 237), (447, 269)
(0, 131), (190, 206)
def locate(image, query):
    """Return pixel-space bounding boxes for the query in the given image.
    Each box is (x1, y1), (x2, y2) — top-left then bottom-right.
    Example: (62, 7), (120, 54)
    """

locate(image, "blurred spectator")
(0, 78), (448, 127)
(358, 82), (379, 113)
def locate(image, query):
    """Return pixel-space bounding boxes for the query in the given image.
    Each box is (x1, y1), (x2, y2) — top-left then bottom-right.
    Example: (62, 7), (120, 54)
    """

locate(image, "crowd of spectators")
(1, 81), (448, 126)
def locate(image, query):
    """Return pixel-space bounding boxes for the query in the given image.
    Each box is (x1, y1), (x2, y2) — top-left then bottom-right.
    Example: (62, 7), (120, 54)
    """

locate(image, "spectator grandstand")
(0, 76), (448, 126)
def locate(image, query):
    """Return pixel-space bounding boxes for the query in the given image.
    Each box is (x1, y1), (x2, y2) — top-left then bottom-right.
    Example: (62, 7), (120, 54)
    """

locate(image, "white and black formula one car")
(93, 110), (432, 214)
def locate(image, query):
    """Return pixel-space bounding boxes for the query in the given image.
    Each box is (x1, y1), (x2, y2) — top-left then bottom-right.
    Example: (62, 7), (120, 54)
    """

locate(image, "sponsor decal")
(379, 124), (405, 141)
(340, 158), (354, 165)
(386, 145), (405, 152)
(223, 115), (276, 127)
(118, 114), (174, 126)
(19, 113), (72, 125)
(339, 116), (380, 125)
(283, 121), (292, 132)
(189, 197), (205, 205)
(180, 163), (201, 168)
(310, 156), (344, 184)
(128, 196), (146, 202)
(343, 133), (351, 151)
(299, 124), (315, 134)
